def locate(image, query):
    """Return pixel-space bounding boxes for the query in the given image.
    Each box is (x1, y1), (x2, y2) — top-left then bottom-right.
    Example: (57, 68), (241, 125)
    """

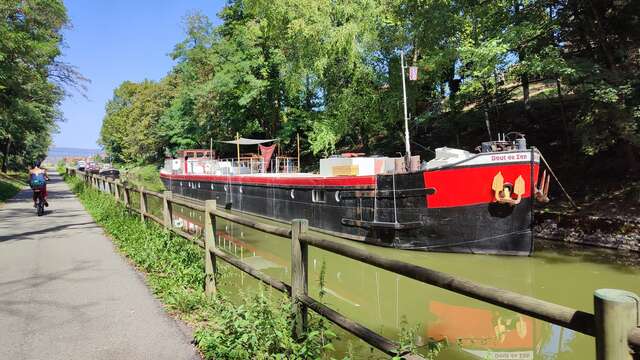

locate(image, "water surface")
(134, 191), (640, 359)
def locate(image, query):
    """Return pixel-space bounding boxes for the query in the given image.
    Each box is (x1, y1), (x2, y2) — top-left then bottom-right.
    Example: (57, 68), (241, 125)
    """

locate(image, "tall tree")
(0, 0), (71, 171)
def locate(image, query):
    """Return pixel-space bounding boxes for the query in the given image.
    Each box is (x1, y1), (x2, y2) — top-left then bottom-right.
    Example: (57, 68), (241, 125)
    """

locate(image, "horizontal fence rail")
(298, 231), (596, 335)
(67, 168), (639, 360)
(631, 328), (640, 350)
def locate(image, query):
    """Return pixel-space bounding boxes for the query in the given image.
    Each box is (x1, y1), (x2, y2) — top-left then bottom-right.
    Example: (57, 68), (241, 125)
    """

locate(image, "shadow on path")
(0, 221), (98, 243)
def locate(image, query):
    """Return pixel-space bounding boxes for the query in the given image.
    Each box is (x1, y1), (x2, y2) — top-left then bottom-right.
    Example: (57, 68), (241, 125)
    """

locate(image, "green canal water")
(104, 184), (640, 359)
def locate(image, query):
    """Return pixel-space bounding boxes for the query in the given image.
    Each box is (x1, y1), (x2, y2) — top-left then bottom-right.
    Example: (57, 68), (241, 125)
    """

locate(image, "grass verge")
(0, 171), (28, 203)
(120, 164), (166, 192)
(63, 174), (345, 360)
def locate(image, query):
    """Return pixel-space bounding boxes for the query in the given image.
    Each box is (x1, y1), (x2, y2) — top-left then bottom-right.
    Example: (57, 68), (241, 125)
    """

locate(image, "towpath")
(0, 172), (200, 360)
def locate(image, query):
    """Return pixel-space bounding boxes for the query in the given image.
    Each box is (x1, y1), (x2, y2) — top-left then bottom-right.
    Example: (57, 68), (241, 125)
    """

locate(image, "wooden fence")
(67, 168), (640, 360)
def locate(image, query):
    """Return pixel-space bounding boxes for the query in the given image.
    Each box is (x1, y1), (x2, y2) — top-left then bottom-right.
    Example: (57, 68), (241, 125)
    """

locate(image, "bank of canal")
(98, 182), (640, 359)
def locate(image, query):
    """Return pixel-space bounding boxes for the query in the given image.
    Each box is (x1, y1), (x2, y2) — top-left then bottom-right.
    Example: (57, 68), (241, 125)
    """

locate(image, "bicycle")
(34, 188), (45, 216)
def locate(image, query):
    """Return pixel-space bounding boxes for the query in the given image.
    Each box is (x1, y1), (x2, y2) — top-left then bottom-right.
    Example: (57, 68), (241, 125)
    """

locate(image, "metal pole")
(297, 132), (300, 172)
(236, 132), (241, 168)
(400, 51), (411, 167)
(594, 288), (639, 360)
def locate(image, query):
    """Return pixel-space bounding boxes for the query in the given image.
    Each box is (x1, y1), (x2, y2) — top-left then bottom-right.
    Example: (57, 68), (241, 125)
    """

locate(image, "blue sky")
(53, 0), (225, 149)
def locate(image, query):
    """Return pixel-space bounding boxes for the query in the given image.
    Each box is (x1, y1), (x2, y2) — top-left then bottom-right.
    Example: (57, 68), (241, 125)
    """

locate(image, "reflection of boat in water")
(427, 301), (575, 360)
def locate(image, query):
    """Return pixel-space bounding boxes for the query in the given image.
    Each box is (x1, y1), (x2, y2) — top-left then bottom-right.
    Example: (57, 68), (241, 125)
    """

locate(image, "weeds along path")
(0, 171), (201, 360)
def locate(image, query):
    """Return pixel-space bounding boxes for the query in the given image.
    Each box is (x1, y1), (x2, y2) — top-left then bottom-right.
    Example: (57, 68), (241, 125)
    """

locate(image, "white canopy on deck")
(219, 138), (278, 145)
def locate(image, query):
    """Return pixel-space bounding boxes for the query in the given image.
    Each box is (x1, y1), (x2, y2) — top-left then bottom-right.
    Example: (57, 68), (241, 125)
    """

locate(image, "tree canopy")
(100, 0), (640, 172)
(0, 0), (78, 171)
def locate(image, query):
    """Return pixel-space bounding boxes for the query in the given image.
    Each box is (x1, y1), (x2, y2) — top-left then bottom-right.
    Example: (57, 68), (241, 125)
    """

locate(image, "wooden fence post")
(204, 200), (217, 296)
(291, 219), (309, 339)
(123, 185), (130, 212)
(114, 181), (120, 202)
(594, 289), (639, 360)
(163, 191), (173, 229)
(139, 187), (147, 222)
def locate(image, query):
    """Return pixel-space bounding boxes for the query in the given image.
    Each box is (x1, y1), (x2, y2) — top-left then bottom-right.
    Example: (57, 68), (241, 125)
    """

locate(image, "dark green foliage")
(0, 0), (81, 171)
(98, 0), (639, 176)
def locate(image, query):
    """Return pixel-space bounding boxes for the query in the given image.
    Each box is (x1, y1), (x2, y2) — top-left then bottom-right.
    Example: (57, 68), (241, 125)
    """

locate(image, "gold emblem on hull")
(492, 172), (525, 206)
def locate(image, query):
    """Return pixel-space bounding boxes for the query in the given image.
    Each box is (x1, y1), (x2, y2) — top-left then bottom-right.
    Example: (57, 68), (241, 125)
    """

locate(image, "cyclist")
(29, 160), (49, 208)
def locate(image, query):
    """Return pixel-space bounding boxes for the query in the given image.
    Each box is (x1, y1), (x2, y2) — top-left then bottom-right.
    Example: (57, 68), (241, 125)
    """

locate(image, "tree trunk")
(447, 63), (459, 98)
(484, 104), (493, 141)
(272, 96), (279, 137)
(2, 139), (11, 173)
(588, 2), (616, 71)
(514, 0), (530, 114)
(522, 73), (530, 112)
(493, 72), (501, 125)
(304, 75), (312, 111)
(556, 78), (570, 150)
(624, 141), (639, 177)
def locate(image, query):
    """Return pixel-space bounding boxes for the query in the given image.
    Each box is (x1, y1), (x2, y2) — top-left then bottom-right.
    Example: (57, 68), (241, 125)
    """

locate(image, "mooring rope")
(538, 149), (579, 210)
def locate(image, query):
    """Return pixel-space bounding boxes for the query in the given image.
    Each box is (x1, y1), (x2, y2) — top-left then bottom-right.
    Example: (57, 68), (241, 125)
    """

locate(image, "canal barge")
(160, 135), (549, 255)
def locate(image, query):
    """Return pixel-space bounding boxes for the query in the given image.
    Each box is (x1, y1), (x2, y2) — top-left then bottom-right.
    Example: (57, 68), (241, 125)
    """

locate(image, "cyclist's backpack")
(30, 173), (46, 189)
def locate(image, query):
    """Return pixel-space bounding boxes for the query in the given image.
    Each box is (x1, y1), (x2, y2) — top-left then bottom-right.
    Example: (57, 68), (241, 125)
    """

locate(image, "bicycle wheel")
(36, 195), (44, 216)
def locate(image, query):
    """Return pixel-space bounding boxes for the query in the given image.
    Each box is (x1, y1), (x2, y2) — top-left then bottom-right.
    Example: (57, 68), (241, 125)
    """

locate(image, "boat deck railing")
(70, 166), (640, 360)
(163, 156), (299, 176)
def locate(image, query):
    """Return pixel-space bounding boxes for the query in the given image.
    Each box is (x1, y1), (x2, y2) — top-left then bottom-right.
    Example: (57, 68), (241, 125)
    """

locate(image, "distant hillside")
(46, 147), (101, 163)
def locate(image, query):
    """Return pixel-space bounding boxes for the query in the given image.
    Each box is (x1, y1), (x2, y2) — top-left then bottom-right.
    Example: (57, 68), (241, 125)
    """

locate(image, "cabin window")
(312, 189), (326, 203)
(290, 189), (295, 199)
(334, 191), (341, 202)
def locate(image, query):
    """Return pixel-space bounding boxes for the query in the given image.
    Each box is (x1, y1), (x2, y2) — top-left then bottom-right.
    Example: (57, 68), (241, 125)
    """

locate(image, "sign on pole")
(409, 66), (418, 81)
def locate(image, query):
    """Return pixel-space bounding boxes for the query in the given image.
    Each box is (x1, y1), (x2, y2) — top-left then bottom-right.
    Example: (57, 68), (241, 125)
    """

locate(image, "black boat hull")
(161, 165), (536, 255)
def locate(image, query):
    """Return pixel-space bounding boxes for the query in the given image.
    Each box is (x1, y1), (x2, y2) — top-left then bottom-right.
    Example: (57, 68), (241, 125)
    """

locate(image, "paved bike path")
(0, 172), (201, 360)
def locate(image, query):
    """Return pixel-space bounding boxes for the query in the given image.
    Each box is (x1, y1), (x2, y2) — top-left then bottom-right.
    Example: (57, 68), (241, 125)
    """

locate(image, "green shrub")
(194, 288), (337, 360)
(120, 164), (165, 192)
(0, 171), (28, 202)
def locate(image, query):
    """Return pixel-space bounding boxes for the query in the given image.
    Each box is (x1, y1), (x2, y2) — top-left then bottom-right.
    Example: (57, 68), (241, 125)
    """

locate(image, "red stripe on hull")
(160, 172), (376, 188)
(425, 163), (540, 208)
